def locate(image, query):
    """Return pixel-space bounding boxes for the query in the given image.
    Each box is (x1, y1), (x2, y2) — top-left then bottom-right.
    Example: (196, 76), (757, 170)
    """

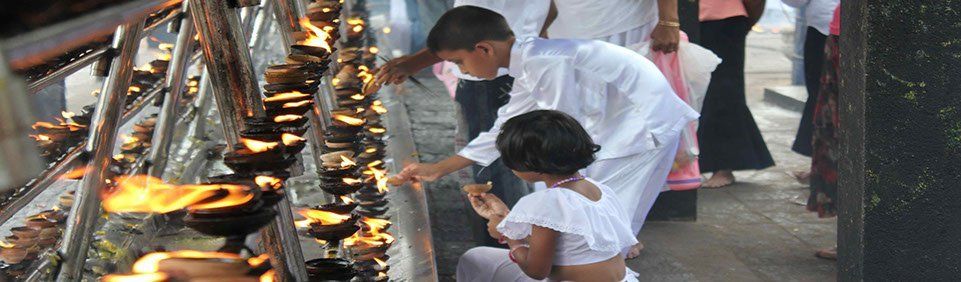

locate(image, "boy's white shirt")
(450, 0), (550, 81)
(458, 37), (700, 166)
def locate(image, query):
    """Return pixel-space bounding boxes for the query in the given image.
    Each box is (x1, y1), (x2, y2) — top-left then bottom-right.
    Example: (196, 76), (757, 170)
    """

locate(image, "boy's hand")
(651, 24), (680, 53)
(371, 56), (416, 91)
(398, 162), (444, 182)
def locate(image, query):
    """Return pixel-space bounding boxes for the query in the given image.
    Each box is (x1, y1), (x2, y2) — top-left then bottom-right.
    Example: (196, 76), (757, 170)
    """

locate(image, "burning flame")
(158, 43), (174, 51)
(187, 80), (199, 87)
(121, 134), (139, 145)
(264, 91), (309, 102)
(282, 100), (312, 108)
(241, 138), (279, 153)
(273, 115), (304, 123)
(102, 175), (254, 213)
(158, 52), (172, 61)
(132, 250), (242, 273)
(365, 147), (378, 154)
(281, 133), (306, 146)
(101, 273), (169, 282)
(129, 85), (142, 93)
(30, 134), (52, 142)
(298, 18), (332, 53)
(363, 218), (392, 232)
(61, 111), (76, 119)
(32, 120), (85, 131)
(0, 241), (13, 248)
(333, 114), (365, 126)
(344, 227), (395, 247)
(382, 27), (392, 34)
(370, 166), (390, 193)
(61, 166), (90, 180)
(377, 272), (388, 279)
(374, 257), (388, 268)
(247, 254), (270, 268)
(340, 155), (357, 168)
(331, 78), (341, 86)
(350, 94), (366, 101)
(371, 100), (388, 114)
(369, 46), (380, 54)
(340, 196), (355, 204)
(261, 270), (276, 282)
(343, 177), (364, 185)
(369, 127), (386, 134)
(296, 209), (351, 227)
(255, 176), (283, 191)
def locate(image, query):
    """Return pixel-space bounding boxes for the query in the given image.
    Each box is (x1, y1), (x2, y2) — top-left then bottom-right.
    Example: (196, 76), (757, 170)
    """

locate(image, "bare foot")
(793, 170), (811, 185)
(815, 247), (837, 260)
(703, 171), (735, 188)
(626, 241), (645, 259)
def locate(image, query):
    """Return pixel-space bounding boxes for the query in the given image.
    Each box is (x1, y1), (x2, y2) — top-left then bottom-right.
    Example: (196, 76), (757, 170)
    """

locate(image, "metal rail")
(57, 20), (146, 281)
(1, 0), (182, 70)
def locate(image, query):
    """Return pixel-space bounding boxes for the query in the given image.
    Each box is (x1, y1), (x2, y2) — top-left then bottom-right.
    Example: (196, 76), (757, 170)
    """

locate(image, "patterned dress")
(808, 35), (840, 218)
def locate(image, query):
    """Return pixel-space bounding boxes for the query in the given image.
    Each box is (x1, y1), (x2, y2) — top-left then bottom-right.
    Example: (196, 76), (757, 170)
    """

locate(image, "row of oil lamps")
(0, 44), (195, 278)
(83, 0), (392, 281)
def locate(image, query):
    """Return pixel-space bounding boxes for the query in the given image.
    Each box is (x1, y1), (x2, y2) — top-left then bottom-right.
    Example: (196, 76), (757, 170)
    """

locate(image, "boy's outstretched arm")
(369, 48), (443, 93)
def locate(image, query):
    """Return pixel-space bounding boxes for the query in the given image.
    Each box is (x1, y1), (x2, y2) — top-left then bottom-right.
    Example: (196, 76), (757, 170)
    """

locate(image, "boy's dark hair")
(426, 5), (514, 53)
(496, 110), (601, 175)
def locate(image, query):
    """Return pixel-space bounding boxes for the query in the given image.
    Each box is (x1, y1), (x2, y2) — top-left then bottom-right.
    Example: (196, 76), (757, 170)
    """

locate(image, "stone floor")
(398, 31), (838, 281)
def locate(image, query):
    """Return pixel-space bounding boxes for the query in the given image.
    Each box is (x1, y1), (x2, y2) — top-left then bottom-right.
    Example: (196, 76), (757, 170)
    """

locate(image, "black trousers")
(697, 16), (775, 172)
(455, 76), (531, 247)
(792, 27), (828, 156)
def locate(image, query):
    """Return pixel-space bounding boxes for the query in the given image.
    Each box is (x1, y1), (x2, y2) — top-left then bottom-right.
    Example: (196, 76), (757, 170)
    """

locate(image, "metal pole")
(190, 0), (266, 148)
(272, 0), (306, 49)
(148, 2), (196, 177)
(190, 68), (213, 138)
(0, 54), (44, 191)
(57, 20), (145, 282)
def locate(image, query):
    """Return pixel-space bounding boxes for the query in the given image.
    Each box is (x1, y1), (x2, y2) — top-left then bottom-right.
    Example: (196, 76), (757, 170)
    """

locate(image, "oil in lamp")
(316, 196), (359, 215)
(223, 138), (296, 175)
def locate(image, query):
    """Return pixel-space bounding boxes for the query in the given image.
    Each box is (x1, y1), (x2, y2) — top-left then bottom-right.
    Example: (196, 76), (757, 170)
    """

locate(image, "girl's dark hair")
(426, 6), (514, 52)
(496, 110), (601, 175)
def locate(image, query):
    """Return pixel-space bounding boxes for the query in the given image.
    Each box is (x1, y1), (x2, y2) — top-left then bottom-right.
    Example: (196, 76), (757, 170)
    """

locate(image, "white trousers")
(584, 134), (680, 236)
(592, 22), (655, 47)
(456, 247), (639, 282)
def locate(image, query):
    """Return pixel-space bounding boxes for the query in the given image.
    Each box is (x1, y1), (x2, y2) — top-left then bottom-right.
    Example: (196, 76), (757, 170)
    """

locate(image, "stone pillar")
(839, 1), (961, 280)
(648, 0), (699, 222)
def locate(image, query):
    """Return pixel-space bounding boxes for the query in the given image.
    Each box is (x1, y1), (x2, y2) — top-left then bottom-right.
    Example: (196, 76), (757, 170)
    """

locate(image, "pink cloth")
(699, 0), (747, 22)
(829, 5), (841, 35)
(650, 33), (702, 191)
(432, 62), (460, 99)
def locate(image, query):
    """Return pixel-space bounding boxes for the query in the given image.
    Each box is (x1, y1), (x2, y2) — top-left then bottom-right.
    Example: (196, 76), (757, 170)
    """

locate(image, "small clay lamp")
(264, 64), (310, 84)
(263, 81), (319, 95)
(262, 91), (312, 109)
(305, 258), (356, 281)
(462, 182), (493, 195)
(316, 196), (359, 214)
(300, 209), (361, 242)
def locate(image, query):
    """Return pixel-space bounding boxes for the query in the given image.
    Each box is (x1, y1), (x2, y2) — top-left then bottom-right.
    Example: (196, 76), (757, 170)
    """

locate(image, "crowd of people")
(373, 0), (844, 280)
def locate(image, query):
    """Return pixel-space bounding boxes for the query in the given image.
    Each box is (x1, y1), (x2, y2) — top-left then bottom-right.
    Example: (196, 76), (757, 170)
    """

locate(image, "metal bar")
(190, 0), (266, 148)
(249, 0), (276, 52)
(189, 68), (213, 138)
(262, 195), (310, 282)
(142, 6), (184, 35)
(56, 20), (145, 282)
(272, 0), (306, 49)
(26, 47), (109, 94)
(0, 82), (163, 226)
(1, 0), (181, 70)
(147, 2), (196, 178)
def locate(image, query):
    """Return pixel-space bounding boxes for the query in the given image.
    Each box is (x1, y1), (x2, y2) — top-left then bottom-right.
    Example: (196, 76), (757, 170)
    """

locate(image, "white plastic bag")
(629, 41), (721, 113)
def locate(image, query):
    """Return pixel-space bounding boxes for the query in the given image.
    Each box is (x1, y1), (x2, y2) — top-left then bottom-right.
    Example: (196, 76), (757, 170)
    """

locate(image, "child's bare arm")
(510, 226), (557, 280)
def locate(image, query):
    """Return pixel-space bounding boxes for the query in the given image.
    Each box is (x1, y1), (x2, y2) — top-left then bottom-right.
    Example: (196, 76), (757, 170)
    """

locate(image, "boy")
(373, 0), (549, 247)
(391, 6), (699, 257)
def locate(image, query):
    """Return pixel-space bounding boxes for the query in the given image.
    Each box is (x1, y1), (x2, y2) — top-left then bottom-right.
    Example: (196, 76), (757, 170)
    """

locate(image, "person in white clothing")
(390, 6), (699, 259)
(543, 0), (680, 52)
(458, 110), (639, 281)
(370, 0), (550, 247)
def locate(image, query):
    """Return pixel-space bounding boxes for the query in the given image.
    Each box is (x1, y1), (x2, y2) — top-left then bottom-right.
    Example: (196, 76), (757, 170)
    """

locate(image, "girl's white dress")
(456, 178), (640, 281)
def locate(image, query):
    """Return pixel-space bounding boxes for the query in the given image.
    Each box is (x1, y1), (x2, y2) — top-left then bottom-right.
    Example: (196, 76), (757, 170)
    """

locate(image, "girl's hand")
(468, 193), (510, 220)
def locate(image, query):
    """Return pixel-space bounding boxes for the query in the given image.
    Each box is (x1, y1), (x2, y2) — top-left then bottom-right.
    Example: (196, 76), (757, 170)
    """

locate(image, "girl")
(457, 110), (638, 281)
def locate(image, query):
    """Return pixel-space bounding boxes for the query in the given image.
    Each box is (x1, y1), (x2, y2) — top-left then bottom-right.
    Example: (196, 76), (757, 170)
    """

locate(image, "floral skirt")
(808, 35), (840, 218)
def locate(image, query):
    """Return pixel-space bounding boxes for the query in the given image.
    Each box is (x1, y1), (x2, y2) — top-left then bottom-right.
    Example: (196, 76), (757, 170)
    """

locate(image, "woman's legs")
(697, 16), (775, 187)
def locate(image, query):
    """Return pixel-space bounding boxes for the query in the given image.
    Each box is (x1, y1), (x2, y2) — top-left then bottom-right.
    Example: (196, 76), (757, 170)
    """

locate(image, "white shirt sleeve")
(457, 56), (578, 166)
